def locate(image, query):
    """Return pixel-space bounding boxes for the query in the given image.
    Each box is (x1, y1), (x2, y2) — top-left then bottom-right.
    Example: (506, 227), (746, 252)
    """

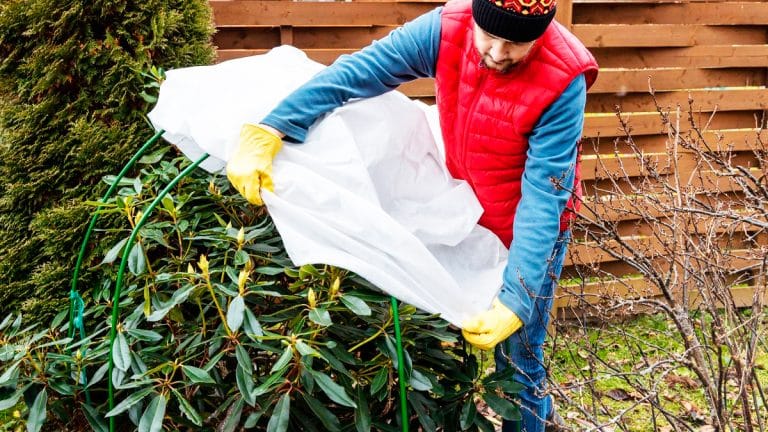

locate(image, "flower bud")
(307, 288), (317, 309)
(236, 227), (245, 247)
(238, 269), (249, 294)
(329, 277), (340, 299)
(208, 179), (220, 196)
(198, 255), (209, 276)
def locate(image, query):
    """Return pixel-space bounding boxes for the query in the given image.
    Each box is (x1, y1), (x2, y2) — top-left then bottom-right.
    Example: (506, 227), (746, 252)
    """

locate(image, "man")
(227, 0), (597, 430)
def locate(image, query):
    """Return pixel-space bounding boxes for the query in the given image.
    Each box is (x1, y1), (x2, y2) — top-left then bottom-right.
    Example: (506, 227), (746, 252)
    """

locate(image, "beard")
(478, 53), (519, 74)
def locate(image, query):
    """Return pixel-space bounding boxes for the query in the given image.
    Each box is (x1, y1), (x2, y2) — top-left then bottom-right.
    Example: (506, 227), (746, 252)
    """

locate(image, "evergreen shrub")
(0, 152), (521, 431)
(0, 0), (216, 321)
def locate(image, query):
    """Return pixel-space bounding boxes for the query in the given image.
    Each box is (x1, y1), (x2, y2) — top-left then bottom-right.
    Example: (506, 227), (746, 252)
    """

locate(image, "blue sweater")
(262, 8), (587, 325)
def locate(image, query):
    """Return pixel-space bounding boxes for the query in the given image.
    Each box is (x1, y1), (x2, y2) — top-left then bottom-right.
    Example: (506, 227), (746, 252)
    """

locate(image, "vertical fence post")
(551, 0), (574, 329)
(554, 0), (573, 31)
(280, 25), (294, 46)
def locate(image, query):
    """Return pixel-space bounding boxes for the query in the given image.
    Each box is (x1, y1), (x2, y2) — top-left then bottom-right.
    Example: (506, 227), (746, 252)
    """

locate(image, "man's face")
(473, 23), (536, 73)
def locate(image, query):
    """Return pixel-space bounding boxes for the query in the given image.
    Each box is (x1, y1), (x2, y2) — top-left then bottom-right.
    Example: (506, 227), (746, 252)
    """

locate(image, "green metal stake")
(68, 129), (164, 404)
(390, 296), (409, 432)
(106, 153), (209, 432)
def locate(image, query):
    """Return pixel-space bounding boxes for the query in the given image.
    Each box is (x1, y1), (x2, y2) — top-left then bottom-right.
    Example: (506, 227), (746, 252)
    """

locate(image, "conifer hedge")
(0, 0), (216, 321)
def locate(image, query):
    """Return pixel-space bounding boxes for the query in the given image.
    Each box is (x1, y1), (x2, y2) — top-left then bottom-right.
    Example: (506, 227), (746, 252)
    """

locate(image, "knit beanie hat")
(472, 0), (557, 42)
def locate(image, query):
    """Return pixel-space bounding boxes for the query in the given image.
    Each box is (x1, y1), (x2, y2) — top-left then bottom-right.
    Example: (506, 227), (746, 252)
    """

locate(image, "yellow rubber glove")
(226, 124), (283, 206)
(462, 298), (523, 350)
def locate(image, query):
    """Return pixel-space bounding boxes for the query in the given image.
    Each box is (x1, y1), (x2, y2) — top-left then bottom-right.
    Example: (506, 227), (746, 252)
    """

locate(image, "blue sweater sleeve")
(261, 8), (442, 142)
(497, 74), (587, 325)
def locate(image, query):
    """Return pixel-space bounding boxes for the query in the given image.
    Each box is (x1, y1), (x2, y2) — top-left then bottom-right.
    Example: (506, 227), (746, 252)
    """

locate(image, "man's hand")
(226, 124), (284, 205)
(462, 298), (523, 350)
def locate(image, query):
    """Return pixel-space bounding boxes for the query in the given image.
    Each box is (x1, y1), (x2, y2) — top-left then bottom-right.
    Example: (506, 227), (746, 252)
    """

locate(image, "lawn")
(546, 312), (768, 431)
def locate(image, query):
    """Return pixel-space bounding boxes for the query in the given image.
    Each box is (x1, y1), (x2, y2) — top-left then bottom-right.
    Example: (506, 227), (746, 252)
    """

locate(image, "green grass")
(546, 312), (768, 431)
(0, 401), (23, 432)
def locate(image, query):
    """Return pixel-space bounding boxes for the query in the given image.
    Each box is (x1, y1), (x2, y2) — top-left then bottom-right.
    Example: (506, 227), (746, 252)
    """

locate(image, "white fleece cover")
(147, 46), (507, 326)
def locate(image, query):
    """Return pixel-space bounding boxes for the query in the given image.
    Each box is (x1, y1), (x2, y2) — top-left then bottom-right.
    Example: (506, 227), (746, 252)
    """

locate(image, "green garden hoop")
(68, 129), (164, 405)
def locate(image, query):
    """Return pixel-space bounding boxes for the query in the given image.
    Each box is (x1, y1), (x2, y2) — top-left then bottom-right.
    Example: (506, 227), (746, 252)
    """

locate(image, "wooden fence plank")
(216, 48), (357, 64)
(583, 111), (763, 138)
(397, 79), (435, 97)
(214, 29), (280, 50)
(574, 24), (767, 48)
(565, 231), (763, 268)
(554, 284), (766, 310)
(687, 166), (767, 193)
(591, 45), (768, 70)
(290, 27), (396, 49)
(561, 248), (764, 288)
(581, 130), (766, 157)
(214, 26), (398, 50)
(578, 151), (760, 185)
(700, 129), (768, 151)
(582, 164), (765, 199)
(589, 68), (766, 94)
(580, 135), (663, 156)
(612, 211), (765, 238)
(579, 151), (677, 180)
(575, 192), (758, 223)
(573, 2), (768, 25)
(210, 1), (436, 27)
(586, 88), (768, 113)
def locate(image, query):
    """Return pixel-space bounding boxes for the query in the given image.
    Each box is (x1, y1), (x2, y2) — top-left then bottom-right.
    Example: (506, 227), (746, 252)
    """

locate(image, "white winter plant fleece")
(148, 46), (506, 327)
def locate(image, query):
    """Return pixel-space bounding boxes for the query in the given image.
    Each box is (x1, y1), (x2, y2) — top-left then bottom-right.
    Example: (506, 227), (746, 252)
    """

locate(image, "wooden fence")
(210, 0), (768, 310)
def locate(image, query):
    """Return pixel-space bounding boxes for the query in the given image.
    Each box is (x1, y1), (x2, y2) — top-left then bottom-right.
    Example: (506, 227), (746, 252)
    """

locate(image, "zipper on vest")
(461, 71), (488, 180)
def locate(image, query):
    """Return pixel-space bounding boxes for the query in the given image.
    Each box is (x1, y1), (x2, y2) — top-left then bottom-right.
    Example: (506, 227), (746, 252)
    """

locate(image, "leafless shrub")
(548, 89), (767, 431)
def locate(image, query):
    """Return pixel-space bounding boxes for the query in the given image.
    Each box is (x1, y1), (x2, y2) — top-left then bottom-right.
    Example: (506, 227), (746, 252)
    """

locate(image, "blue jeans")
(496, 231), (570, 432)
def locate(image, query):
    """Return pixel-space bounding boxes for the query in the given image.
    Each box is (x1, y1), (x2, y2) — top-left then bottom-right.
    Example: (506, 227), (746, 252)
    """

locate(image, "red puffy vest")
(435, 0), (598, 247)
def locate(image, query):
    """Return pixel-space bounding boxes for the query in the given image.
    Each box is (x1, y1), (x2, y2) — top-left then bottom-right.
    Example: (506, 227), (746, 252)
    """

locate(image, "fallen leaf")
(603, 388), (638, 401)
(665, 373), (698, 389)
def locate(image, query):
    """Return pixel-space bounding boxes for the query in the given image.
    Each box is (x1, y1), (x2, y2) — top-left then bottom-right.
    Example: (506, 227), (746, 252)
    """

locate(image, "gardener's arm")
(261, 8), (441, 142)
(498, 74), (587, 325)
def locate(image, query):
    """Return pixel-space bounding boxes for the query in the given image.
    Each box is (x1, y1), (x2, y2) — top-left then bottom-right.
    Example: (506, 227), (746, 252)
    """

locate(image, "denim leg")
(496, 231), (570, 432)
